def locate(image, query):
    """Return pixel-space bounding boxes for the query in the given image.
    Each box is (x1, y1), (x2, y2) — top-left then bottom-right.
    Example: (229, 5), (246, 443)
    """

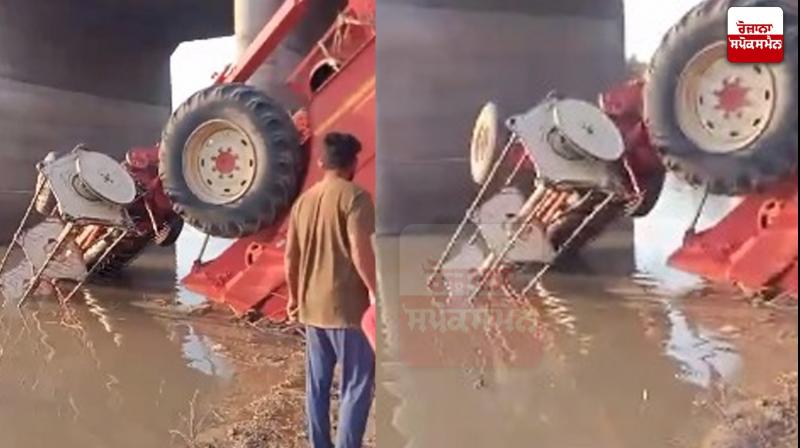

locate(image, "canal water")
(376, 177), (798, 448)
(0, 246), (236, 448)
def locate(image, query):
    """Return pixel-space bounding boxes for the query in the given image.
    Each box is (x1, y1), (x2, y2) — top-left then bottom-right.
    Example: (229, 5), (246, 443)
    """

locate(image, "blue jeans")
(306, 326), (375, 448)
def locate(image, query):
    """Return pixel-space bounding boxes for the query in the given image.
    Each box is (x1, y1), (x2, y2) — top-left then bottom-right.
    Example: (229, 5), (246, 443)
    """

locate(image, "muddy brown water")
(0, 178), (796, 448)
(0, 246), (240, 448)
(376, 218), (798, 447)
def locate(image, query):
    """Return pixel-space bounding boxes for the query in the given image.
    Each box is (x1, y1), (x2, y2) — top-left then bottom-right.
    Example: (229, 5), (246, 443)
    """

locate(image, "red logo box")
(728, 6), (784, 63)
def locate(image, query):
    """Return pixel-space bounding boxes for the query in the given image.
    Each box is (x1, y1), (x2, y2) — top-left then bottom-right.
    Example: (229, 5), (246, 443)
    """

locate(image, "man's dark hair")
(323, 132), (362, 169)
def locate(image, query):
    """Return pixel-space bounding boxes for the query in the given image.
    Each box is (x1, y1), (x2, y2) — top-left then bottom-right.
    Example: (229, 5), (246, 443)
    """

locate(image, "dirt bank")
(140, 302), (376, 448)
(703, 372), (797, 448)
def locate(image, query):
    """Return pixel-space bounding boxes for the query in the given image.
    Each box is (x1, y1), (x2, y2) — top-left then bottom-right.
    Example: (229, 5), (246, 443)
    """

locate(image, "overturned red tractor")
(625, 0), (797, 297)
(162, 0), (376, 318)
(429, 0), (797, 301)
(1, 0), (795, 318)
(0, 0), (374, 315)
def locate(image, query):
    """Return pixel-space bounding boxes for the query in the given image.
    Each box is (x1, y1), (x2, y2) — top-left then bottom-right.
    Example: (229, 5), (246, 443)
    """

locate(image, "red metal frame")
(125, 147), (174, 222)
(669, 179), (798, 296)
(183, 0), (376, 318)
(601, 79), (665, 199)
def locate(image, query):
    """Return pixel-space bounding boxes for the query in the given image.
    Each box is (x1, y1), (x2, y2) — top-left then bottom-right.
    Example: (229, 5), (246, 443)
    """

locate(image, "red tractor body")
(173, 0), (375, 319)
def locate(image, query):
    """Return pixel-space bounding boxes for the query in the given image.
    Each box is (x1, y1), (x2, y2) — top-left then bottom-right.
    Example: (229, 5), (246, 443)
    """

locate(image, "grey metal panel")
(377, 1), (625, 234)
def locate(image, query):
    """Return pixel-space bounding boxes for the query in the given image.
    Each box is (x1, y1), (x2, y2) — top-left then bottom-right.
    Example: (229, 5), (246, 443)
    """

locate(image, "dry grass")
(191, 349), (376, 448)
(703, 372), (798, 448)
(196, 355), (309, 448)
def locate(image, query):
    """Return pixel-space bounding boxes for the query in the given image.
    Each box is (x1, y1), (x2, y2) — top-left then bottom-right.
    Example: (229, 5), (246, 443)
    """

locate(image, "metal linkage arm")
(426, 136), (518, 289)
(465, 182), (549, 303)
(18, 223), (75, 308)
(520, 192), (617, 296)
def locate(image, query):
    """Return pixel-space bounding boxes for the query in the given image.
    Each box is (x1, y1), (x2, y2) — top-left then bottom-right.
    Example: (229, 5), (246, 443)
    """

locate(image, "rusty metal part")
(518, 184), (551, 224)
(529, 190), (552, 217)
(520, 191), (617, 296)
(540, 191), (570, 224)
(76, 226), (107, 251)
(467, 181), (555, 303)
(63, 230), (129, 303)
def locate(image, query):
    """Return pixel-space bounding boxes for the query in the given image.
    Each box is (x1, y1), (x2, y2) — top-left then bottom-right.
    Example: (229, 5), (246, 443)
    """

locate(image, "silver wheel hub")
(470, 101), (501, 184)
(676, 42), (776, 154)
(183, 119), (258, 205)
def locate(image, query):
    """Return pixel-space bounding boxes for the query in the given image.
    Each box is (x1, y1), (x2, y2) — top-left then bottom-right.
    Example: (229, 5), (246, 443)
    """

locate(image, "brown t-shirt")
(285, 176), (374, 328)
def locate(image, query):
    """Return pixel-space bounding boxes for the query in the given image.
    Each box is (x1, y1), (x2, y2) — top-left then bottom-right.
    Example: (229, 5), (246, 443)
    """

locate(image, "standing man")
(285, 132), (376, 448)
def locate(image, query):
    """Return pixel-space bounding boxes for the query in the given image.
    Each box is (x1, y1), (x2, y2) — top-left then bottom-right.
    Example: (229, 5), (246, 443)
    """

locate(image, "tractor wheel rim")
(474, 126), (490, 164)
(675, 41), (776, 154)
(470, 102), (500, 181)
(183, 119), (258, 205)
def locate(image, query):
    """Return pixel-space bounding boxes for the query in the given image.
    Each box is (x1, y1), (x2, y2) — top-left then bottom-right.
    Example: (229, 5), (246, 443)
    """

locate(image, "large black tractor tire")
(628, 168), (666, 217)
(160, 83), (303, 238)
(88, 235), (152, 280)
(645, 0), (798, 195)
(154, 214), (184, 247)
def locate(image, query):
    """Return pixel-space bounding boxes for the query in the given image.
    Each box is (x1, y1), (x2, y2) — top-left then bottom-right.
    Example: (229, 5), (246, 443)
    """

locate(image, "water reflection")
(609, 273), (743, 389)
(179, 322), (234, 378)
(0, 287), (224, 448)
(378, 231), (797, 448)
(633, 173), (740, 292)
(663, 301), (741, 388)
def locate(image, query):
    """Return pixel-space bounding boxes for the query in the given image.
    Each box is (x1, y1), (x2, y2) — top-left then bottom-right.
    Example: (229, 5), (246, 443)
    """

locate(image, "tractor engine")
(0, 146), (181, 304)
(428, 0), (797, 300)
(427, 94), (653, 300)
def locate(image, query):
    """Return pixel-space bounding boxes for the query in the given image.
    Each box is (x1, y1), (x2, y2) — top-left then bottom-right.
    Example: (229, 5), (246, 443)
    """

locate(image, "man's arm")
(348, 192), (377, 302)
(284, 207), (301, 320)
